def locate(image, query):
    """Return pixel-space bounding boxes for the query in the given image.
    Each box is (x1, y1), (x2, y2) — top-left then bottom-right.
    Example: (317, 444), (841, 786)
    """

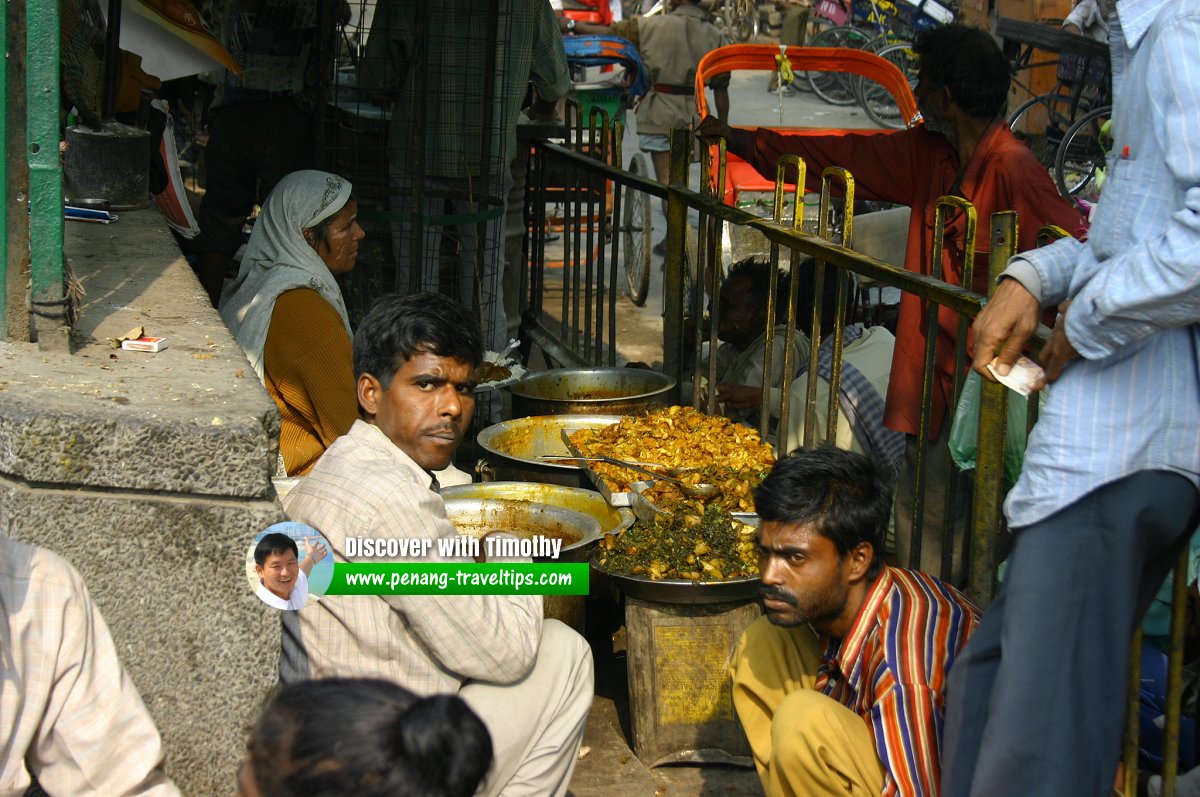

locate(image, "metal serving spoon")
(539, 455), (720, 499)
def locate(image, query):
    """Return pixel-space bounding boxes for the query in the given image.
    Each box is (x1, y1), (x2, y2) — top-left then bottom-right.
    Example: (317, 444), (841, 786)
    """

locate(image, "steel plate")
(592, 556), (762, 605)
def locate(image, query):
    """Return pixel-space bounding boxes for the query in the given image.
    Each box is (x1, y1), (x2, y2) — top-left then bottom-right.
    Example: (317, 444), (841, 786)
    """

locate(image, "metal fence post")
(967, 211), (1017, 606)
(661, 128), (690, 403)
(26, 0), (69, 351)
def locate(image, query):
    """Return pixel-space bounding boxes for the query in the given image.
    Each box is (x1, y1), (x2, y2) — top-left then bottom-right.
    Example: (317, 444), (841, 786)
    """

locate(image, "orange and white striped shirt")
(815, 565), (980, 797)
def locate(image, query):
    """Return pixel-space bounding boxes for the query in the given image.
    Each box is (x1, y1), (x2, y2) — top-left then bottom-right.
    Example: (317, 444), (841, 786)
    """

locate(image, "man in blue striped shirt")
(941, 1), (1200, 794)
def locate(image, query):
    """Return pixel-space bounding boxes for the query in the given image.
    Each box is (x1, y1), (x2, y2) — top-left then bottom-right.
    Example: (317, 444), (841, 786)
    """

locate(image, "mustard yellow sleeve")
(263, 289), (358, 473)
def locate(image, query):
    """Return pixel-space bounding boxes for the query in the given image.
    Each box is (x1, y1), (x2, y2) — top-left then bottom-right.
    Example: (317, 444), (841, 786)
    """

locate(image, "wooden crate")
(625, 596), (762, 766)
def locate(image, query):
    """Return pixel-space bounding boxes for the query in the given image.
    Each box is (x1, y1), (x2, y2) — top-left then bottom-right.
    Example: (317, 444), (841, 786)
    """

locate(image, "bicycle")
(712, 0), (761, 43)
(806, 0), (948, 106)
(854, 41), (919, 128)
(1054, 104), (1111, 209)
(998, 18), (1111, 198)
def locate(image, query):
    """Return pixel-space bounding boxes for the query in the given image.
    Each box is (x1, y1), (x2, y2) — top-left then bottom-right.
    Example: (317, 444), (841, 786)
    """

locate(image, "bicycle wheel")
(1007, 91), (1077, 172)
(1054, 105), (1111, 207)
(807, 26), (873, 106)
(792, 17), (835, 92)
(714, 0), (759, 42)
(730, 0), (760, 43)
(857, 42), (917, 129)
(622, 153), (653, 306)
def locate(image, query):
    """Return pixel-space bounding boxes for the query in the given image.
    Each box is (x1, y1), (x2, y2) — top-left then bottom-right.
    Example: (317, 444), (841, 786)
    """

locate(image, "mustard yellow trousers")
(730, 617), (885, 797)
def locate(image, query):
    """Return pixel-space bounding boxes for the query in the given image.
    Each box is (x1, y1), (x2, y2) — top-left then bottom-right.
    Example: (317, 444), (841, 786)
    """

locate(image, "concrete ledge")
(0, 209), (279, 497)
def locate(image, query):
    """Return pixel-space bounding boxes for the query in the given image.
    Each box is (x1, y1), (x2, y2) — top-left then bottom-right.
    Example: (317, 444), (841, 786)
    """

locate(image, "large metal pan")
(475, 414), (625, 488)
(443, 498), (602, 561)
(592, 558), (762, 605)
(507, 368), (674, 419)
(443, 497), (601, 632)
(442, 482), (633, 562)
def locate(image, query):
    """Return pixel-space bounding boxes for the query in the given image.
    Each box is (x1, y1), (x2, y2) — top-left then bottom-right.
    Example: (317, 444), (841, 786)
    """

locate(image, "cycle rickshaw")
(694, 44), (919, 271)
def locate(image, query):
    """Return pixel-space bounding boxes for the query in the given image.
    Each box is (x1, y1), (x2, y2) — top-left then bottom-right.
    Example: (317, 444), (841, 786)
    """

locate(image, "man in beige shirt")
(281, 292), (593, 797)
(0, 533), (179, 797)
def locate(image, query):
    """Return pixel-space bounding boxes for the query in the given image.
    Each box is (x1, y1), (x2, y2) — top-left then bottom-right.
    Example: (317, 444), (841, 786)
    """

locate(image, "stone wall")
(0, 210), (284, 795)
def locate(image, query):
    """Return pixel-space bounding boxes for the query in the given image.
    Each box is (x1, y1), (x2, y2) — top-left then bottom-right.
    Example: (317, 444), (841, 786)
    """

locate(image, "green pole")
(26, 0), (67, 349)
(0, 0), (8, 337)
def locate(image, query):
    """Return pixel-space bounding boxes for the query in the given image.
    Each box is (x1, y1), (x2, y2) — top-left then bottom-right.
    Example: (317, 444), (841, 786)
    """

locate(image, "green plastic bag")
(947, 370), (1031, 489)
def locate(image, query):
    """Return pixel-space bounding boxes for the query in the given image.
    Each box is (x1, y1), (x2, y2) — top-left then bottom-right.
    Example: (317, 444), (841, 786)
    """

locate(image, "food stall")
(474, 395), (775, 766)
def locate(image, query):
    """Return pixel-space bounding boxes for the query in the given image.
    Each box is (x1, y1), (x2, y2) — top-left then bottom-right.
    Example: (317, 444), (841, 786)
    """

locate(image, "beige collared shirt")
(0, 535), (179, 797)
(280, 420), (542, 695)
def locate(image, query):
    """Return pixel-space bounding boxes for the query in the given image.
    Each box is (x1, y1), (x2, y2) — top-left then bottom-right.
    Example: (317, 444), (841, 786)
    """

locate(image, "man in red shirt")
(696, 23), (1085, 583)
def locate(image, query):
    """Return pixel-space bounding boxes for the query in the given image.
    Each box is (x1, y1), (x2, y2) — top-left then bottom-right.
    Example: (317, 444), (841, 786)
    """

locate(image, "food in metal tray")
(596, 501), (759, 582)
(566, 405), (774, 510)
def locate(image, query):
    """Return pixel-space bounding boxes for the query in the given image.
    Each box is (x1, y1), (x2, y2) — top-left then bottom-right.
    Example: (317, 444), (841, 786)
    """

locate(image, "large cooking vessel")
(443, 497), (601, 631)
(475, 414), (624, 488)
(442, 498), (602, 561)
(507, 368), (674, 419)
(443, 482), (633, 559)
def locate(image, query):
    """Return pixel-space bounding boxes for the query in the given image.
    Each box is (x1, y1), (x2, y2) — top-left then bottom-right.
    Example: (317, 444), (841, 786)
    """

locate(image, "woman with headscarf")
(220, 170), (365, 477)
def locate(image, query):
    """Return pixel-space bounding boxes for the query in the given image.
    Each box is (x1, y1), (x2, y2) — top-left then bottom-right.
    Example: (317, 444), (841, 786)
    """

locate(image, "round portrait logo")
(245, 522), (334, 611)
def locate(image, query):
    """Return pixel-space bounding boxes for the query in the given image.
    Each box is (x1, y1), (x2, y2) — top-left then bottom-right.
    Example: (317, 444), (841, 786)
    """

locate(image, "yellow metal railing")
(525, 118), (1192, 795)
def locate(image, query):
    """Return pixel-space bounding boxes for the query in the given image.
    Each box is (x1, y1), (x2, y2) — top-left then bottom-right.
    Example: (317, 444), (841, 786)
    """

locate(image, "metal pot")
(443, 482), (633, 561)
(442, 498), (602, 560)
(443, 497), (602, 632)
(507, 368), (675, 419)
(475, 414), (625, 488)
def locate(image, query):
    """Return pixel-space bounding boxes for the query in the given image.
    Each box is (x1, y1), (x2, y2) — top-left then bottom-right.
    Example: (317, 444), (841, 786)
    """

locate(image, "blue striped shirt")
(1002, 0), (1200, 527)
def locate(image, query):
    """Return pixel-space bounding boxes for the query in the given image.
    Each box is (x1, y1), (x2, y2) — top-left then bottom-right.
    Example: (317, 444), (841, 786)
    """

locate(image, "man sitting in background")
(702, 257), (811, 433)
(697, 23), (1086, 582)
(783, 262), (903, 475)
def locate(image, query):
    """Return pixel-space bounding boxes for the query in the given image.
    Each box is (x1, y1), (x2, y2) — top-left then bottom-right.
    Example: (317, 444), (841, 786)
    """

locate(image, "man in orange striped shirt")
(731, 447), (980, 796)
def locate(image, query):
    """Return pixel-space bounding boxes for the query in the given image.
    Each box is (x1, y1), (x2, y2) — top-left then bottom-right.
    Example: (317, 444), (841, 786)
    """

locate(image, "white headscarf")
(219, 170), (354, 379)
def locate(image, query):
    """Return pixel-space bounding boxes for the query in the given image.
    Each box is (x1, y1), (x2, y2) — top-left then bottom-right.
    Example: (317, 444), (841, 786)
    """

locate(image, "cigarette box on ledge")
(121, 336), (168, 352)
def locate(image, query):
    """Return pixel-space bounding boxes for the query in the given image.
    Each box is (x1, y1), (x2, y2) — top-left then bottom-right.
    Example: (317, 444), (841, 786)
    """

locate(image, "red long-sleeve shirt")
(729, 122), (1085, 437)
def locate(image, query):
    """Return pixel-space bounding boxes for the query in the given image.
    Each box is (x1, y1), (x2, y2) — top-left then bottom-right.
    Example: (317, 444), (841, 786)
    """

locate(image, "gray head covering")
(219, 170), (354, 379)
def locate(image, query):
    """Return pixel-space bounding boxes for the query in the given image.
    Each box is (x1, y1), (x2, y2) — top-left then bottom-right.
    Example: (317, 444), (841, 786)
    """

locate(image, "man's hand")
(305, 538), (328, 563)
(971, 278), (1042, 380)
(695, 115), (733, 146)
(1034, 301), (1080, 389)
(300, 537), (328, 577)
(715, 382), (763, 410)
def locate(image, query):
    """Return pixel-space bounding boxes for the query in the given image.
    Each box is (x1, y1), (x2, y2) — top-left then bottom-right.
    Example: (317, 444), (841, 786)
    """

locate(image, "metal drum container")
(443, 497), (603, 631)
(475, 414), (625, 488)
(442, 482), (633, 562)
(507, 368), (674, 419)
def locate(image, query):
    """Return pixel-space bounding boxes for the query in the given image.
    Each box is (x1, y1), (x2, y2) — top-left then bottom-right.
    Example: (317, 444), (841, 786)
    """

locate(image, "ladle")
(539, 455), (720, 499)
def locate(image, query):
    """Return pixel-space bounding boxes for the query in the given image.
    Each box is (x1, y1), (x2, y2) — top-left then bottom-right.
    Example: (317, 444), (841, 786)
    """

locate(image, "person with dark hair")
(253, 532), (328, 611)
(704, 257), (810, 432)
(220, 170), (365, 477)
(783, 262), (904, 475)
(943, 0), (1200, 793)
(237, 678), (492, 797)
(697, 23), (1086, 584)
(280, 291), (594, 797)
(730, 446), (979, 797)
